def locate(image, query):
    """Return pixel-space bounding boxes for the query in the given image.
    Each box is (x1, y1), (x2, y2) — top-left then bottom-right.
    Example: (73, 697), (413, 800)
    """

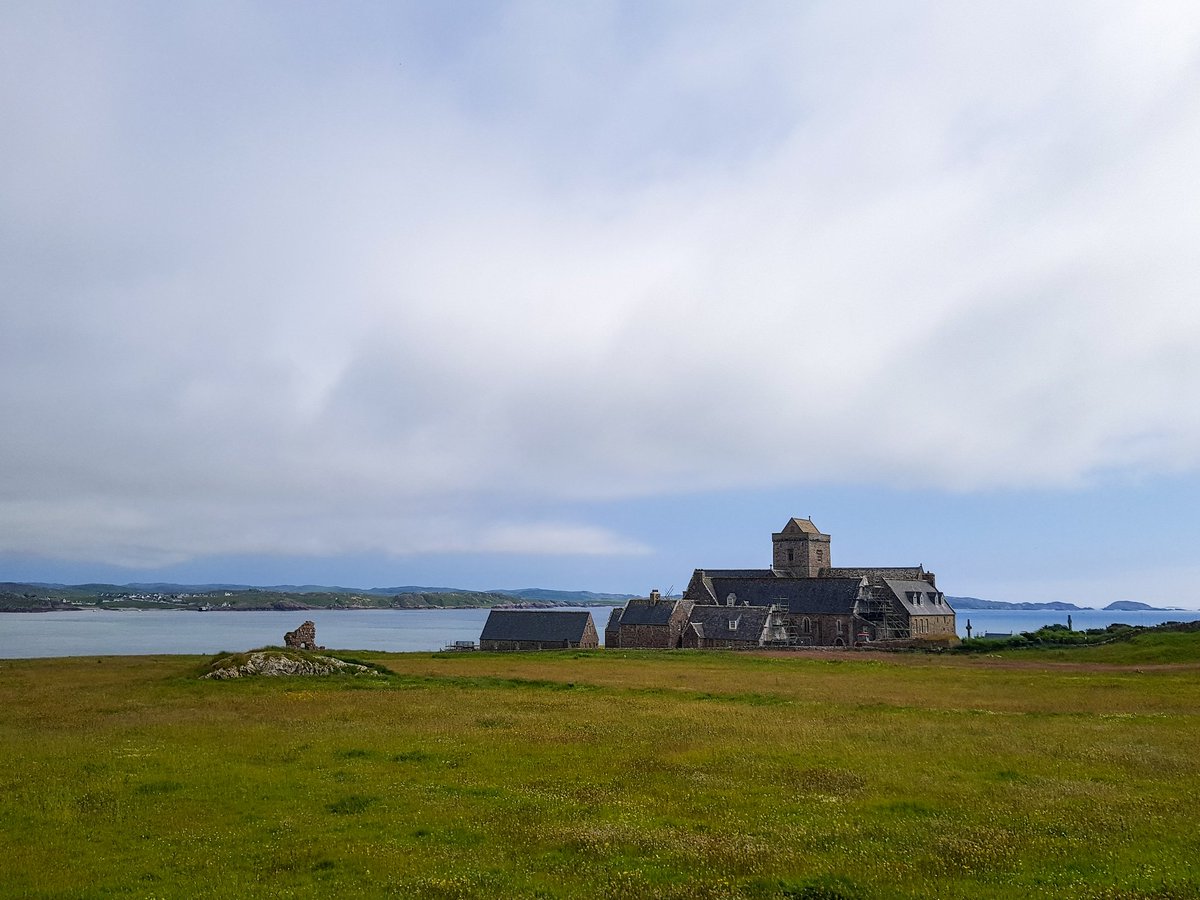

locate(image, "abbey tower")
(771, 517), (831, 578)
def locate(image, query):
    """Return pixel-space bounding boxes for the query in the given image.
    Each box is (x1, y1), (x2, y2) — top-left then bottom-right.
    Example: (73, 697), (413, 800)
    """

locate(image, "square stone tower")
(771, 517), (831, 577)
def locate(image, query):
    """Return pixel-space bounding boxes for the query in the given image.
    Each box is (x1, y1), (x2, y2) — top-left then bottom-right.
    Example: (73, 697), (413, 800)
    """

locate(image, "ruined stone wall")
(284, 621), (321, 650)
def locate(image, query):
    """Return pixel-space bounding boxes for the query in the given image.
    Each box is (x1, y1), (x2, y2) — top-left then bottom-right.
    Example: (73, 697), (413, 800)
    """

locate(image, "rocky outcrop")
(203, 651), (379, 680)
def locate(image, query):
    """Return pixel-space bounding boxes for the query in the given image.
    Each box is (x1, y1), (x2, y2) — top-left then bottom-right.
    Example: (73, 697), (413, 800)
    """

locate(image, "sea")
(1, 606), (1198, 659)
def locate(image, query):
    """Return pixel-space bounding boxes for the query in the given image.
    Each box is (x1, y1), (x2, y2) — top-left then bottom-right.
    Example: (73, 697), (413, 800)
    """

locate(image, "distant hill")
(951, 596), (1186, 612)
(1103, 600), (1183, 611)
(8, 583), (1182, 613)
(948, 596), (1089, 611)
(488, 587), (635, 604)
(0, 581), (634, 611)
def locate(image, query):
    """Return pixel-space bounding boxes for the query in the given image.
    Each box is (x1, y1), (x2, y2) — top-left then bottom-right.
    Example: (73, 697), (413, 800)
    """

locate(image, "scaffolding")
(854, 581), (910, 641)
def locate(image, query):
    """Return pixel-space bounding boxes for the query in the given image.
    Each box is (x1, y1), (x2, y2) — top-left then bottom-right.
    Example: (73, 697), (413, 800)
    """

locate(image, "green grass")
(988, 628), (1200, 665)
(1, 642), (1199, 898)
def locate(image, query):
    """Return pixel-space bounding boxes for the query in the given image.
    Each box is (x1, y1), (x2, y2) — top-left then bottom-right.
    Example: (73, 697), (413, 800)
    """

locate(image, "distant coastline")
(0, 581), (633, 613)
(1, 581), (1188, 614)
(949, 596), (1184, 612)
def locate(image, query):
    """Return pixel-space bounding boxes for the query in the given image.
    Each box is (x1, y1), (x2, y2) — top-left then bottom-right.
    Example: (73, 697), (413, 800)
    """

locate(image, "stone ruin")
(284, 620), (323, 651)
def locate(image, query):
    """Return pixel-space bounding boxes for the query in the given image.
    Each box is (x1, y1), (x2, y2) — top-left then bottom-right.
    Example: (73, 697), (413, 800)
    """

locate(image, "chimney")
(649, 589), (661, 604)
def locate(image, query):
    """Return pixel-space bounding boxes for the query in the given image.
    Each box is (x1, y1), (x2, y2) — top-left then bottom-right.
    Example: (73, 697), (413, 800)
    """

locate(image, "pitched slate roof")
(706, 576), (864, 615)
(686, 604), (774, 643)
(829, 566), (927, 582)
(618, 597), (687, 626)
(480, 609), (594, 643)
(883, 579), (954, 616)
(695, 568), (775, 579)
(604, 606), (624, 631)
(685, 568), (775, 603)
(779, 517), (825, 535)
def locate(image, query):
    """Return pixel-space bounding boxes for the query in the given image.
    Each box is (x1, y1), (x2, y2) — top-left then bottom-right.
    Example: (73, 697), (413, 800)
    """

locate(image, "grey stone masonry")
(772, 517), (831, 577)
(682, 518), (955, 646)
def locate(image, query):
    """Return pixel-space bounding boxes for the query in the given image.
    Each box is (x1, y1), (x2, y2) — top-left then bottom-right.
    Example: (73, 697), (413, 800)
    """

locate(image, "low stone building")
(681, 604), (787, 650)
(605, 589), (694, 649)
(883, 578), (956, 640)
(479, 609), (599, 651)
(603, 606), (624, 647)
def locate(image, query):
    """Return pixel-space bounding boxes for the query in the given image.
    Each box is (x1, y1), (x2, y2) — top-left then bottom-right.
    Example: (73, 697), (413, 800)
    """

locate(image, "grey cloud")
(3, 2), (1200, 567)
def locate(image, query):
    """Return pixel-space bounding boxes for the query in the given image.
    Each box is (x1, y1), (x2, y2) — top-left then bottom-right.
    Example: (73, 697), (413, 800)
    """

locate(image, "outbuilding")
(606, 590), (694, 649)
(479, 609), (599, 651)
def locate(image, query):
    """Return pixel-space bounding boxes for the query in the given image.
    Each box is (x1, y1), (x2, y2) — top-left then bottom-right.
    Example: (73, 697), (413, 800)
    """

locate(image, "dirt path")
(748, 648), (1200, 673)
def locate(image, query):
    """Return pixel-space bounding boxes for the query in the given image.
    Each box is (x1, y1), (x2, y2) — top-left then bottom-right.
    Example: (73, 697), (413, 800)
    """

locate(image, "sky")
(3, 1), (1200, 607)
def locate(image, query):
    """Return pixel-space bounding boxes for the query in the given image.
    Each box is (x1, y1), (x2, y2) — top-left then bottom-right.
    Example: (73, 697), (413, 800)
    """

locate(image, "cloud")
(3, 2), (1200, 567)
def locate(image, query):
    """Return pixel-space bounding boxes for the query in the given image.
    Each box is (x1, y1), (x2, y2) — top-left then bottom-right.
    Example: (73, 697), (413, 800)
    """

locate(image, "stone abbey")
(607, 518), (956, 649)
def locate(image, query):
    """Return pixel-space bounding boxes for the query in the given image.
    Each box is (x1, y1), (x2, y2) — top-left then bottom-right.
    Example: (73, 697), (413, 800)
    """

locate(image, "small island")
(949, 596), (1182, 612)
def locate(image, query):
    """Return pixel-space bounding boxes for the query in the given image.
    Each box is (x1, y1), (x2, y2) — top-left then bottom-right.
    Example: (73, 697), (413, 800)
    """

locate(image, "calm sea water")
(1, 606), (1198, 659)
(0, 607), (582, 659)
(954, 607), (1200, 637)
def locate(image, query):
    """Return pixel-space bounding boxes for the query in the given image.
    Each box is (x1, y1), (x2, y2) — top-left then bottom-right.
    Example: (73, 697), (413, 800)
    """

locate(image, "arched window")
(802, 617), (811, 634)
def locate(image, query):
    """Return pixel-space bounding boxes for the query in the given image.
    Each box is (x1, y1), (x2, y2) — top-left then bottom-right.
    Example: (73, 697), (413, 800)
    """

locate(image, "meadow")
(1, 635), (1198, 899)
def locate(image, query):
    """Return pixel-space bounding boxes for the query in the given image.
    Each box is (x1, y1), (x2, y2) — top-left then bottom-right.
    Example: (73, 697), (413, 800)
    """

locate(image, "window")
(728, 618), (739, 631)
(787, 549), (794, 563)
(802, 617), (811, 634)
(726, 593), (737, 607)
(836, 620), (843, 634)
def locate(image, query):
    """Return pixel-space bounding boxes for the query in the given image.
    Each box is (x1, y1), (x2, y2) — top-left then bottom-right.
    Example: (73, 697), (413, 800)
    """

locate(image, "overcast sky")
(3, 1), (1200, 607)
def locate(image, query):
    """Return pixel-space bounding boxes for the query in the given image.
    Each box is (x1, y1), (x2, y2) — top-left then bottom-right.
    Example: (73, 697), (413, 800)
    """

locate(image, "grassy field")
(2, 634), (1198, 899)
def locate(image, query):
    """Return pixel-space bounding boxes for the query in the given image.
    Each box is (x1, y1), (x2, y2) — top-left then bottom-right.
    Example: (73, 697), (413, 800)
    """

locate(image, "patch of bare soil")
(748, 648), (1200, 673)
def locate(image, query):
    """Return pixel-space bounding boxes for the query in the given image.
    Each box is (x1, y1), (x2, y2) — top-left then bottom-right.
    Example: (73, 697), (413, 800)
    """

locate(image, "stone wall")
(604, 611), (622, 649)
(910, 614), (956, 638)
(616, 600), (693, 649)
(481, 639), (567, 651)
(617, 624), (674, 648)
(781, 612), (856, 647)
(681, 632), (762, 650)
(578, 618), (600, 649)
(771, 531), (831, 578)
